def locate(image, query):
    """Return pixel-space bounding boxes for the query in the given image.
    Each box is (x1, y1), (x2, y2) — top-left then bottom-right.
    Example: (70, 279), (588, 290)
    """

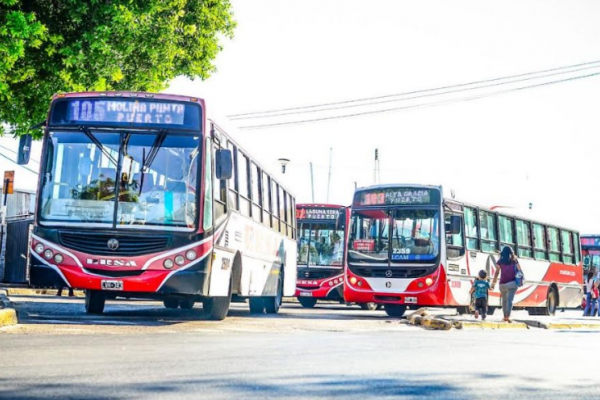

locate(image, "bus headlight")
(34, 243), (44, 254)
(357, 280), (363, 287)
(425, 278), (433, 286)
(350, 277), (357, 285)
(185, 250), (197, 261)
(43, 249), (53, 259)
(175, 255), (185, 266)
(329, 281), (334, 286)
(164, 259), (174, 269)
(54, 254), (64, 264)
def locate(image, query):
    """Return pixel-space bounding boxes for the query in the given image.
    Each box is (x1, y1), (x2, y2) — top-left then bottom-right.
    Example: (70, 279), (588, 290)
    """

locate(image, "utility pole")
(310, 162), (315, 203)
(374, 149), (380, 184)
(326, 148), (332, 202)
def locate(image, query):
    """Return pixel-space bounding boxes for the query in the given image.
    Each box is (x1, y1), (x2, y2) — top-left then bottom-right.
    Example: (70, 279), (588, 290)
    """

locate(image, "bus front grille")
(60, 232), (171, 256)
(296, 268), (341, 280)
(351, 267), (429, 279)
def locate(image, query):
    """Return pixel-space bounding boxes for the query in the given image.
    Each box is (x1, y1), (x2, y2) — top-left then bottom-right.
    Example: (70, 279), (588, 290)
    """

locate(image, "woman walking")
(583, 272), (596, 317)
(491, 246), (523, 322)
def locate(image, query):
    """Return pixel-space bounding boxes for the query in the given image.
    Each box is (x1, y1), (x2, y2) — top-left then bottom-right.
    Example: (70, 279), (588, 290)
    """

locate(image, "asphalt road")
(1, 296), (600, 399)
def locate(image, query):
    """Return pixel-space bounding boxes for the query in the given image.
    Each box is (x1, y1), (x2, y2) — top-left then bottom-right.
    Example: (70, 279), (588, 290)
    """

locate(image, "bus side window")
(516, 220), (532, 258)
(464, 207), (479, 250)
(561, 230), (574, 264)
(238, 153), (250, 218)
(445, 214), (464, 259)
(547, 227), (561, 262)
(573, 232), (581, 265)
(479, 211), (498, 252)
(262, 172), (271, 228)
(251, 162), (261, 223)
(498, 215), (515, 251)
(213, 144), (226, 221)
(227, 142), (238, 211)
(272, 181), (280, 232)
(532, 223), (548, 260)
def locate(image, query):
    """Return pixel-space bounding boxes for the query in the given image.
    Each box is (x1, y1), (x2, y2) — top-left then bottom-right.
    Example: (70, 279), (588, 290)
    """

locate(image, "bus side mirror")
(215, 149), (233, 180)
(17, 134), (33, 165)
(336, 208), (346, 230)
(447, 215), (462, 235)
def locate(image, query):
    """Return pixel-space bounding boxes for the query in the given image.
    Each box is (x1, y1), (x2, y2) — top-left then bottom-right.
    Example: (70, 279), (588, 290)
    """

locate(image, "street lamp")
(278, 158), (290, 174)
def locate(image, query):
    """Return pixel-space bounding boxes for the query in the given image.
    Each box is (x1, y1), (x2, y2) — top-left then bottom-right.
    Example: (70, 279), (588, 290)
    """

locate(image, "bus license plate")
(299, 292), (313, 297)
(101, 280), (123, 291)
(405, 297), (417, 304)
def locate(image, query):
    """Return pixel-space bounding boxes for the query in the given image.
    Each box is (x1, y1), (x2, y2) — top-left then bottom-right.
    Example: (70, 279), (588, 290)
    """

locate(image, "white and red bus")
(295, 204), (346, 307)
(17, 92), (297, 320)
(344, 184), (583, 317)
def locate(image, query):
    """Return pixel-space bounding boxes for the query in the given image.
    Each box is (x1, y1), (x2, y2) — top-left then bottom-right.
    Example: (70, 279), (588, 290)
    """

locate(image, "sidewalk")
(0, 289), (18, 327)
(0, 284), (84, 297)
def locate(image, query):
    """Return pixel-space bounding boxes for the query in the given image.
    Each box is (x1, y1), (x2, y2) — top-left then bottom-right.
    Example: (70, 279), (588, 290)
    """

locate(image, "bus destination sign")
(68, 99), (186, 125)
(355, 188), (438, 206)
(582, 237), (600, 247)
(296, 208), (339, 220)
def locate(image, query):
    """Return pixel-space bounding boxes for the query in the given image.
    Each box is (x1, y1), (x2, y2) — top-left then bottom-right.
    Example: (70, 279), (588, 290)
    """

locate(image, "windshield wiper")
(79, 127), (118, 167)
(138, 129), (168, 195)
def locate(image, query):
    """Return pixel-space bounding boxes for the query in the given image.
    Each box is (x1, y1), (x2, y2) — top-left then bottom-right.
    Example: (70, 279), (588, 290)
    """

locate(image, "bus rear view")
(344, 185), (445, 317)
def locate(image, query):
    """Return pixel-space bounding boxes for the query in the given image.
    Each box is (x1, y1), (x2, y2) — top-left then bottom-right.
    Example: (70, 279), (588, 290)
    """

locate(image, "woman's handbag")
(515, 264), (524, 287)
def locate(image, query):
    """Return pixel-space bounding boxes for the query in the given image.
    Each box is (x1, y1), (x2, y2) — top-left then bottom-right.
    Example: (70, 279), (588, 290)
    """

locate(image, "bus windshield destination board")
(354, 187), (439, 207)
(50, 98), (201, 130)
(296, 208), (339, 220)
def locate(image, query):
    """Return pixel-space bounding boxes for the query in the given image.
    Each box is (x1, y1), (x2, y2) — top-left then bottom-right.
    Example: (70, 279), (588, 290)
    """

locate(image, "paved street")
(1, 296), (600, 399)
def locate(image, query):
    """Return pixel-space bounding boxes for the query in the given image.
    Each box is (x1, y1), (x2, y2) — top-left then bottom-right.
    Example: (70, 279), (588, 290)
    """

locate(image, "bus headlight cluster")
(425, 278), (433, 286)
(175, 255), (185, 266)
(163, 259), (174, 269)
(34, 243), (44, 254)
(328, 278), (342, 286)
(34, 243), (65, 264)
(185, 250), (197, 261)
(43, 249), (53, 260)
(54, 254), (64, 264)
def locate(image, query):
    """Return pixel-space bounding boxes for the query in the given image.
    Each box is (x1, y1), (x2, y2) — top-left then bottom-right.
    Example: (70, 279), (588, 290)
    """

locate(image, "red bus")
(582, 235), (600, 276)
(17, 92), (298, 320)
(295, 204), (346, 307)
(344, 184), (583, 317)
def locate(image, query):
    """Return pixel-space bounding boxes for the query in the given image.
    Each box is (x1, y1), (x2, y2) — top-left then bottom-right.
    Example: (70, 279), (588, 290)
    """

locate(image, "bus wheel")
(541, 288), (558, 316)
(85, 290), (105, 314)
(249, 298), (265, 314)
(264, 274), (283, 314)
(179, 298), (195, 310)
(384, 304), (407, 318)
(163, 299), (180, 309)
(456, 306), (470, 315)
(298, 297), (317, 308)
(203, 295), (231, 320)
(360, 302), (379, 311)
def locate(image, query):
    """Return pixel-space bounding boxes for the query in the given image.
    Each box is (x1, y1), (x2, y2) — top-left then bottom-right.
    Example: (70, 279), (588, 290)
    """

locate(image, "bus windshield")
(297, 222), (344, 267)
(348, 209), (440, 264)
(39, 130), (200, 230)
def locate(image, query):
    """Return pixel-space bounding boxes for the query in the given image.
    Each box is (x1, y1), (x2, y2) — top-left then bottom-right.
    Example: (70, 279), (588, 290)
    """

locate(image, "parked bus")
(581, 235), (600, 276)
(295, 204), (379, 311)
(17, 92), (297, 320)
(344, 184), (583, 318)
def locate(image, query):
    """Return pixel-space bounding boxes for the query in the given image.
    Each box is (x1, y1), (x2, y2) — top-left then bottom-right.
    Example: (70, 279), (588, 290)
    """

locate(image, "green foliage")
(0, 0), (235, 136)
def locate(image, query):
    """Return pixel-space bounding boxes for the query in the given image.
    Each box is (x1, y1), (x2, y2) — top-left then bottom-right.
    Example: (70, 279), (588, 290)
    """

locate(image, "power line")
(228, 59), (600, 119)
(231, 63), (600, 121)
(0, 143), (40, 164)
(239, 71), (600, 129)
(0, 151), (39, 175)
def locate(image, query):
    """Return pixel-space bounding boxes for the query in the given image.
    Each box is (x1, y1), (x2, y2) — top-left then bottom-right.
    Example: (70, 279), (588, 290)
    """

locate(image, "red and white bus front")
(344, 185), (445, 317)
(295, 204), (346, 308)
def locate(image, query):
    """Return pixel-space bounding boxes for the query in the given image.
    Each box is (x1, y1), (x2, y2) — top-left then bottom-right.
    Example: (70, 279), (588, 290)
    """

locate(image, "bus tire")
(203, 296), (231, 320)
(456, 306), (470, 315)
(164, 299), (180, 309)
(85, 290), (105, 314)
(541, 287), (558, 316)
(360, 302), (379, 311)
(264, 273), (283, 314)
(249, 298), (265, 314)
(179, 298), (195, 310)
(384, 304), (407, 318)
(298, 297), (317, 308)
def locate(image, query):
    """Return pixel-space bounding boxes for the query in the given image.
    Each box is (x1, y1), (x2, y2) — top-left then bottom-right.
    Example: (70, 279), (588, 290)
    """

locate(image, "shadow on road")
(0, 372), (593, 400)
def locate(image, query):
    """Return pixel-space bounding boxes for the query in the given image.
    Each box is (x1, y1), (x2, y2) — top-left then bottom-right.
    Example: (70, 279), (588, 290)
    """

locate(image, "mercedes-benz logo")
(107, 239), (119, 251)
(385, 270), (393, 278)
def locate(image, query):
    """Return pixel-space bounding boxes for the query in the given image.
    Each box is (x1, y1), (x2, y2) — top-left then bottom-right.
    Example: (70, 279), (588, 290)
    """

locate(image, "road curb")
(457, 321), (528, 329)
(516, 319), (600, 330)
(0, 289), (18, 327)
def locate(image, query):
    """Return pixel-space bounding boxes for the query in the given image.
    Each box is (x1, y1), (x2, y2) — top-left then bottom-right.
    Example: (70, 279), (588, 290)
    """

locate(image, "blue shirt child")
(472, 279), (490, 299)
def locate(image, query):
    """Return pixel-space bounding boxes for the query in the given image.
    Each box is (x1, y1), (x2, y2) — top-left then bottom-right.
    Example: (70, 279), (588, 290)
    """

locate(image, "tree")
(0, 0), (235, 136)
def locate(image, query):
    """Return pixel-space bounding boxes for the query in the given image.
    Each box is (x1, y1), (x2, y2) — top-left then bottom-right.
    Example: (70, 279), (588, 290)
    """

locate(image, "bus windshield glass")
(348, 209), (440, 264)
(39, 130), (200, 230)
(297, 222), (344, 267)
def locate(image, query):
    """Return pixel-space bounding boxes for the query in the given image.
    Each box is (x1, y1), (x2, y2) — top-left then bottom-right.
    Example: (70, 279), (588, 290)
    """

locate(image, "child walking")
(470, 270), (490, 320)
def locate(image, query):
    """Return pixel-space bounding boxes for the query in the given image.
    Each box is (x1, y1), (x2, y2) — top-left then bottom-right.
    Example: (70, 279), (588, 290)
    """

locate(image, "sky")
(2, 0), (600, 233)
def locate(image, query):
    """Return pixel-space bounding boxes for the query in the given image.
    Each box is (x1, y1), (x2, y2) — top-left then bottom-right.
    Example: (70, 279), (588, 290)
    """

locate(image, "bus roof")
(52, 92), (205, 105)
